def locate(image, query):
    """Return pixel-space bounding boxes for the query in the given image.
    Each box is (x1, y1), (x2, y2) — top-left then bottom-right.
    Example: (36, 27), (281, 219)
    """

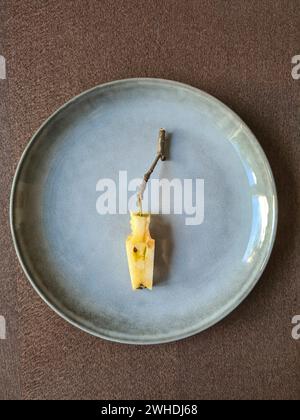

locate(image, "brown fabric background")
(0, 0), (299, 400)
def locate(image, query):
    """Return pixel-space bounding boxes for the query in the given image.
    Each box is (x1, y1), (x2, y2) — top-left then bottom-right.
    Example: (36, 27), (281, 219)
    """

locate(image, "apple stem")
(137, 129), (167, 213)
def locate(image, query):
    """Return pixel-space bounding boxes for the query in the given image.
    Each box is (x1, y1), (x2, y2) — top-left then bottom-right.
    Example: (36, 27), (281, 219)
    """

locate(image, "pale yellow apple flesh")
(126, 213), (155, 290)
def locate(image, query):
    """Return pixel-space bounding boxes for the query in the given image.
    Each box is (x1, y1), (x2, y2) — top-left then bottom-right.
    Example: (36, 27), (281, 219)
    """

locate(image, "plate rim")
(10, 77), (278, 344)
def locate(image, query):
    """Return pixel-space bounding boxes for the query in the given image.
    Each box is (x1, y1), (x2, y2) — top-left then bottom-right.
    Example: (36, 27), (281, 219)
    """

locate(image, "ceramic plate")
(10, 78), (277, 344)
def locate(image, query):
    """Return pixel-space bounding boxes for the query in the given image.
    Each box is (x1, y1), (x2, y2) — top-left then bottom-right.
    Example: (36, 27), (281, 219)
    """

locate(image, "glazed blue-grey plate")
(10, 78), (277, 344)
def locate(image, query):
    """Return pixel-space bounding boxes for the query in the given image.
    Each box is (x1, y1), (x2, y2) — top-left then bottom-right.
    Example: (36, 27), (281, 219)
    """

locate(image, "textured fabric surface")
(0, 0), (299, 400)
